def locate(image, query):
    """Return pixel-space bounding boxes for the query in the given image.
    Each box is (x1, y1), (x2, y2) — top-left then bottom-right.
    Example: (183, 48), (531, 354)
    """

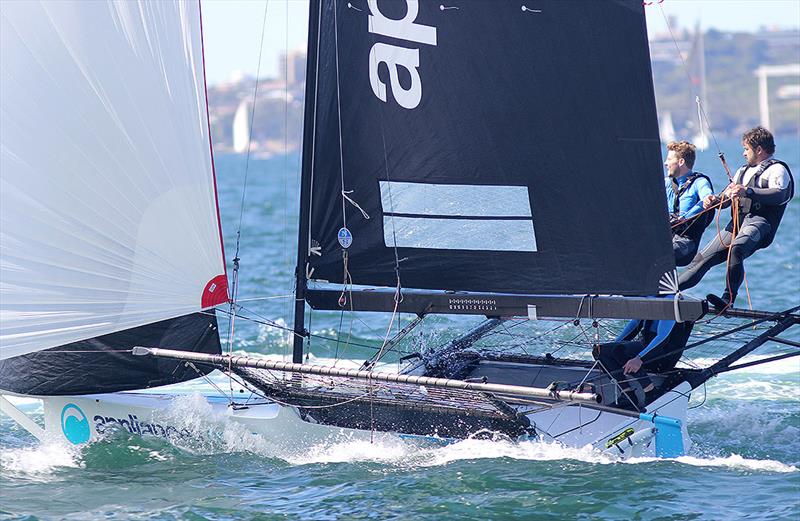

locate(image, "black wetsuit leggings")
(678, 216), (771, 302)
(672, 235), (698, 267)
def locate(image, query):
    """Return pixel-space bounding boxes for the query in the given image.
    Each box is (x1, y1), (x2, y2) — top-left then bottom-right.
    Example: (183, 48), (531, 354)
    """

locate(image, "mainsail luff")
(303, 0), (675, 302)
(0, 1), (227, 370)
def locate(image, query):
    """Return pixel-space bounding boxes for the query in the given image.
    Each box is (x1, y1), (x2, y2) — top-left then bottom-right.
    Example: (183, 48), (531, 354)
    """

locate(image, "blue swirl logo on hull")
(61, 403), (91, 444)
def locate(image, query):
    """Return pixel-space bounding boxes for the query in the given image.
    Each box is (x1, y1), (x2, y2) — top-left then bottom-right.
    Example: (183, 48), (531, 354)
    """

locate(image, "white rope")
(341, 190), (370, 219)
(695, 96), (706, 146)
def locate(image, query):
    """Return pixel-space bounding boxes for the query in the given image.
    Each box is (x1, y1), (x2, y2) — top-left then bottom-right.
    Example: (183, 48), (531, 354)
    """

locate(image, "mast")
(292, 0), (322, 363)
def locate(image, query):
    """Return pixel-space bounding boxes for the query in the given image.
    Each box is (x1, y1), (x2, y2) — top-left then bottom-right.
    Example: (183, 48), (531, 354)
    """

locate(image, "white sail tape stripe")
(382, 216), (537, 252)
(379, 181), (533, 217)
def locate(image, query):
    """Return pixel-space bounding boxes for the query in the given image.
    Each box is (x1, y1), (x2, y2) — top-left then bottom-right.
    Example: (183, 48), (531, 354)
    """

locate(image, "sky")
(200, 0), (800, 85)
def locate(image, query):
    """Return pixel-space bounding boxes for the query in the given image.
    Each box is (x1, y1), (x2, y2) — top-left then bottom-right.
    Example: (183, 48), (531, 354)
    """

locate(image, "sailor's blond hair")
(667, 141), (696, 169)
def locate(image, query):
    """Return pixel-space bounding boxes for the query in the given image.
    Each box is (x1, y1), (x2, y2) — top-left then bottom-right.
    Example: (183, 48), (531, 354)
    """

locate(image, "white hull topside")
(3, 382), (692, 459)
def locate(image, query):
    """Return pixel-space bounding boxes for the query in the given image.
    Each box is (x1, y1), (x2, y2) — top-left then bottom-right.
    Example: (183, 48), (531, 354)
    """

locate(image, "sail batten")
(0, 1), (227, 360)
(303, 0), (674, 301)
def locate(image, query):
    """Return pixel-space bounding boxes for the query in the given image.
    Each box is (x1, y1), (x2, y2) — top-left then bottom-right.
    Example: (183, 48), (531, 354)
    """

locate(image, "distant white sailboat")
(660, 111), (676, 143)
(233, 99), (252, 153)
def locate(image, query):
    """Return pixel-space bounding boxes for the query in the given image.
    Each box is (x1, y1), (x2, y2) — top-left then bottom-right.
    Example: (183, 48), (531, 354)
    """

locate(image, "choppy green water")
(1, 138), (798, 520)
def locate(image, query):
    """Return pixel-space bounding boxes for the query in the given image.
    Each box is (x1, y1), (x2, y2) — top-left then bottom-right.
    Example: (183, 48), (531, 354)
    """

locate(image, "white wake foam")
(674, 454), (797, 473)
(160, 393), (278, 456)
(284, 436), (412, 465)
(0, 442), (80, 476)
(418, 438), (613, 467)
(273, 436), (797, 473)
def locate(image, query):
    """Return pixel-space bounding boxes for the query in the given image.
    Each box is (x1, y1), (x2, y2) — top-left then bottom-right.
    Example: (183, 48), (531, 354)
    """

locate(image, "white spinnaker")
(0, 1), (227, 360)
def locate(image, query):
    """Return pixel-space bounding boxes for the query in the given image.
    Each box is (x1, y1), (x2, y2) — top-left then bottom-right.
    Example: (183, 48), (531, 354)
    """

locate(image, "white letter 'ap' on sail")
(368, 0), (437, 109)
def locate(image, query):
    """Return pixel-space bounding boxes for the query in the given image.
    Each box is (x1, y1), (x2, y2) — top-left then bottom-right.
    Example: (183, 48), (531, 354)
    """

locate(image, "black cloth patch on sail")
(0, 312), (221, 395)
(305, 0), (673, 296)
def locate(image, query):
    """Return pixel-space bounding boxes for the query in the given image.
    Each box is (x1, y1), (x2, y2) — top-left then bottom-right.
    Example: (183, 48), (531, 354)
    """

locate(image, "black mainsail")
(292, 0), (702, 361)
(302, 0), (672, 295)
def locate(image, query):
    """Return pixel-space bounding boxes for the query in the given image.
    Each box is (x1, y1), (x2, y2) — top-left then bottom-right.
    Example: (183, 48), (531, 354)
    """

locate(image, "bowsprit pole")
(132, 347), (601, 404)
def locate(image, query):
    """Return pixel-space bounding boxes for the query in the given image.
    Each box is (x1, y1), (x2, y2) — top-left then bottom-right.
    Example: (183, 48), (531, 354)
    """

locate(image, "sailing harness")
(669, 172), (715, 242)
(732, 159), (795, 247)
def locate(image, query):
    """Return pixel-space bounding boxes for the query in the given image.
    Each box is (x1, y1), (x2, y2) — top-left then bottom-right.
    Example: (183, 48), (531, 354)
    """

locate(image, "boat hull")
(4, 380), (691, 459)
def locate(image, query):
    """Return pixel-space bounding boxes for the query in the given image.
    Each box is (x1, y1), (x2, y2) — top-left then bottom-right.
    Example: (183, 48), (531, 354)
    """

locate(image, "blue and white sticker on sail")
(379, 181), (537, 252)
(338, 227), (353, 249)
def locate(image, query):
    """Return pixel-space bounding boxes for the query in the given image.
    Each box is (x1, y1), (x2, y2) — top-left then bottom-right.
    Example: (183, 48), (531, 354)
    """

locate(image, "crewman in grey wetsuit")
(678, 126), (794, 306)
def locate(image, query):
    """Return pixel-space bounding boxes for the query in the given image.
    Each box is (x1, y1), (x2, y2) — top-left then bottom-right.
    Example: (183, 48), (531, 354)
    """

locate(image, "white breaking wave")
(285, 436), (412, 465)
(160, 393), (278, 456)
(0, 442), (80, 476)
(674, 454), (797, 473)
(417, 438), (614, 467)
(273, 436), (797, 474)
(688, 398), (800, 454)
(626, 454), (797, 473)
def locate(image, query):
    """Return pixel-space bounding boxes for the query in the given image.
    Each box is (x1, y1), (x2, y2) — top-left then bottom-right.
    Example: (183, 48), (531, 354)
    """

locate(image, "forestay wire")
(225, 0), (272, 399)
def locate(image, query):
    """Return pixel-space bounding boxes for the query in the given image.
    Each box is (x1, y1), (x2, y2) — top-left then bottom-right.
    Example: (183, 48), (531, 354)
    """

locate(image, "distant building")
(280, 50), (307, 87)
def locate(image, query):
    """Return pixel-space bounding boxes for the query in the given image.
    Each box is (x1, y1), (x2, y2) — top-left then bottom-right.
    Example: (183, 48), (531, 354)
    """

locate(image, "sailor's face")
(664, 150), (684, 178)
(742, 142), (758, 166)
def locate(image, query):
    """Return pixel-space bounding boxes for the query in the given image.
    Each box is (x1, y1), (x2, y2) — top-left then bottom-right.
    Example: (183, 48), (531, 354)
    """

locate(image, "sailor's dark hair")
(742, 126), (775, 154)
(666, 140), (696, 169)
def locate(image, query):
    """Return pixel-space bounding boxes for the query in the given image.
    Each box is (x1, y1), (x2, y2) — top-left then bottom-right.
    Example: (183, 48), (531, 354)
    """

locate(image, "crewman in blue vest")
(678, 127), (794, 307)
(664, 141), (715, 266)
(594, 319), (694, 411)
